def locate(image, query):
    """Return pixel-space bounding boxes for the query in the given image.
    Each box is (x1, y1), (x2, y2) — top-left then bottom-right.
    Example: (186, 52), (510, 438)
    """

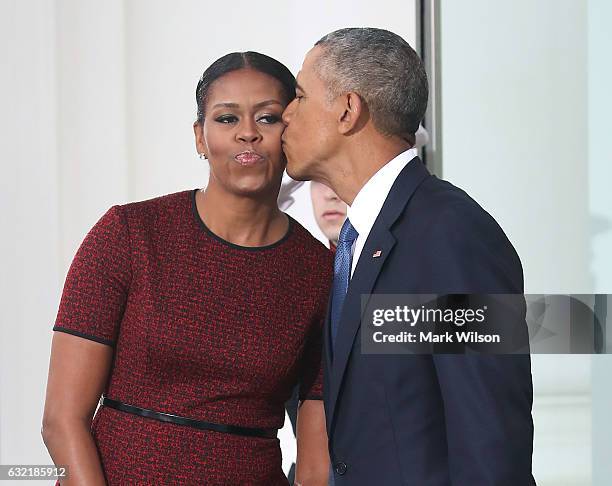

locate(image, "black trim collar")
(190, 189), (293, 251)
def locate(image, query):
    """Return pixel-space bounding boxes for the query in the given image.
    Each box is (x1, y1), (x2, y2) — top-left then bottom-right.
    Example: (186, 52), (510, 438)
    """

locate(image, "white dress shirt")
(347, 148), (418, 278)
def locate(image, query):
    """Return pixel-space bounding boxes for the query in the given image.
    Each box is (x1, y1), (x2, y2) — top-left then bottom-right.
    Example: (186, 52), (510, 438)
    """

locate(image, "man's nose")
(282, 99), (295, 125)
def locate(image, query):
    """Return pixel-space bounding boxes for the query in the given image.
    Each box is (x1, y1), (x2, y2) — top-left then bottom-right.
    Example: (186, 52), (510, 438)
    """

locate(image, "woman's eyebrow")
(254, 99), (283, 109)
(211, 102), (239, 109)
(211, 100), (283, 110)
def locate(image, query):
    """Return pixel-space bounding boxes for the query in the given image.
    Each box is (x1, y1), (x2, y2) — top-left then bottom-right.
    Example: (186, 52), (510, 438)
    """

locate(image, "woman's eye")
(258, 114), (280, 124)
(215, 115), (238, 124)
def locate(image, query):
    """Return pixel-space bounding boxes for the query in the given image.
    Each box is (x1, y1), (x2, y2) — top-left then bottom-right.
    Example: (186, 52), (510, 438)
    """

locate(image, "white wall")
(440, 0), (611, 484)
(0, 0), (416, 478)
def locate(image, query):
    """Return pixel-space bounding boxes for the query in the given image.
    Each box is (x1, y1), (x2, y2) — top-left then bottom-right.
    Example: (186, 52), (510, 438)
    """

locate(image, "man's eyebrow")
(210, 100), (282, 110)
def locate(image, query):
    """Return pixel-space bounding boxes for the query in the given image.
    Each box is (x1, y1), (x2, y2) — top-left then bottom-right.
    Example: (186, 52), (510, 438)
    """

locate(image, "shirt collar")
(347, 148), (418, 238)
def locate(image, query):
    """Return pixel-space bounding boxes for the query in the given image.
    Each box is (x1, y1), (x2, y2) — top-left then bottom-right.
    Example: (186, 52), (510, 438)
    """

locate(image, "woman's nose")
(237, 120), (261, 144)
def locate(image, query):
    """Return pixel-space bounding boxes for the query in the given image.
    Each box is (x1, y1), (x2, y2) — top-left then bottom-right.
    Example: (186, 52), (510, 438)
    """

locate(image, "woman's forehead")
(206, 69), (285, 104)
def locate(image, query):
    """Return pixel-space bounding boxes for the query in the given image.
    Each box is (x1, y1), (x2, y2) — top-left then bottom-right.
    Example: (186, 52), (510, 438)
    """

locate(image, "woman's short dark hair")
(195, 52), (296, 123)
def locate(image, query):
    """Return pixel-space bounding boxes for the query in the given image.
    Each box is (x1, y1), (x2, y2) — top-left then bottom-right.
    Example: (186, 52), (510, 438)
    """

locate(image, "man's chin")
(285, 159), (310, 182)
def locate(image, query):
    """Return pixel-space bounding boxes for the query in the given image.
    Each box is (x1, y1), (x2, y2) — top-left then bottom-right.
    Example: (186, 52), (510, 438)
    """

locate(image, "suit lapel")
(327, 157), (431, 431)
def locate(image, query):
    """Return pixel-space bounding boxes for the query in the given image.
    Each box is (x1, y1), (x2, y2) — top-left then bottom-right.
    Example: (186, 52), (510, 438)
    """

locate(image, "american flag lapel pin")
(372, 250), (382, 258)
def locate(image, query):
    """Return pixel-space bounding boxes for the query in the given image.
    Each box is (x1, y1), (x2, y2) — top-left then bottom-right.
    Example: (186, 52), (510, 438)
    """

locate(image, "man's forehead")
(303, 46), (322, 70)
(296, 46), (323, 88)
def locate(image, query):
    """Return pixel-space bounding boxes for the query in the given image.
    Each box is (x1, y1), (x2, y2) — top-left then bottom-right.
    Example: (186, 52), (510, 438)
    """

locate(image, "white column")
(0, 0), (61, 472)
(588, 0), (612, 482)
(0, 0), (129, 473)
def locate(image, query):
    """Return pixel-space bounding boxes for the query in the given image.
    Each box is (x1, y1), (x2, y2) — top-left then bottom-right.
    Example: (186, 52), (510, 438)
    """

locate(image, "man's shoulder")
(392, 175), (519, 262)
(415, 176), (481, 214)
(401, 176), (501, 233)
(386, 176), (524, 292)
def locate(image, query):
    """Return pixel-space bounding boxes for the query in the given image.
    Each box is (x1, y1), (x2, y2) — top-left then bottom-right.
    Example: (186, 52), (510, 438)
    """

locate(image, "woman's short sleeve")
(53, 205), (132, 347)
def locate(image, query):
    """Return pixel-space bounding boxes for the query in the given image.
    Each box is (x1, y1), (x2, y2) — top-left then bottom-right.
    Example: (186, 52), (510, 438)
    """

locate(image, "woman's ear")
(193, 120), (208, 157)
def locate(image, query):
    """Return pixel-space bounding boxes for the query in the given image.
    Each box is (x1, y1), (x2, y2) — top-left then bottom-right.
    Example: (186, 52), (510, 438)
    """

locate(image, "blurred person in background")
(310, 181), (347, 251)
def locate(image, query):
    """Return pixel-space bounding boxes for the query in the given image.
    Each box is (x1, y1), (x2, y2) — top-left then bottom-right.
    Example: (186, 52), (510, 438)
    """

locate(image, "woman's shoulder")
(120, 189), (193, 216)
(109, 189), (194, 231)
(287, 216), (334, 264)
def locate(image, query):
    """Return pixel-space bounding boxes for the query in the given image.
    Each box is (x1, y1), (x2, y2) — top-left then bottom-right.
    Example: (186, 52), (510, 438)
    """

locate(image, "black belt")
(100, 396), (277, 439)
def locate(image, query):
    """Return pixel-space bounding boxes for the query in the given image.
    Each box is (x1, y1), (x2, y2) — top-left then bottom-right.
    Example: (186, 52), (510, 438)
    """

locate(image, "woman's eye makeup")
(215, 114), (238, 124)
(213, 113), (281, 124)
(257, 114), (280, 124)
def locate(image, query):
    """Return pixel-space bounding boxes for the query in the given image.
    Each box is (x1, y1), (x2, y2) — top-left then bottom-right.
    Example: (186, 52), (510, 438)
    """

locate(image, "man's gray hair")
(314, 27), (428, 137)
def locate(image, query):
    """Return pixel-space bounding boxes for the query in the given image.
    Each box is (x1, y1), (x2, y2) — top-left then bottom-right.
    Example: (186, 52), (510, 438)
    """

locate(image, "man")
(282, 28), (535, 485)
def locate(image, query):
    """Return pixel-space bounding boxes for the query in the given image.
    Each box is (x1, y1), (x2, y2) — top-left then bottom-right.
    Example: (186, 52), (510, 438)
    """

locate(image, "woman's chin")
(231, 180), (279, 199)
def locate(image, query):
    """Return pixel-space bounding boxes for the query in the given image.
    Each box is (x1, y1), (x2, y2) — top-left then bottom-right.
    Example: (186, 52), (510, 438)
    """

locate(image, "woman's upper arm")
(44, 204), (132, 425)
(43, 333), (114, 425)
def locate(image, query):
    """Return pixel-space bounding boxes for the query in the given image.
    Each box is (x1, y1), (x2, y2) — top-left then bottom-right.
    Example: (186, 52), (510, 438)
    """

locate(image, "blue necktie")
(330, 219), (359, 355)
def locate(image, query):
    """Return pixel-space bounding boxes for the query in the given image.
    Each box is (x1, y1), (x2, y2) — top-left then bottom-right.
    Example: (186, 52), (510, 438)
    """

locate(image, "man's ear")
(193, 120), (208, 156)
(337, 92), (365, 135)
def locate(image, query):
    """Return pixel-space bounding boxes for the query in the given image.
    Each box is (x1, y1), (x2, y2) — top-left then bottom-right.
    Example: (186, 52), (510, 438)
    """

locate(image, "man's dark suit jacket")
(324, 157), (535, 485)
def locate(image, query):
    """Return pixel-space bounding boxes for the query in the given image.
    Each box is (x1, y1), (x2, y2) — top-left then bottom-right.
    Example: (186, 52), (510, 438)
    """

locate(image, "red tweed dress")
(53, 189), (333, 485)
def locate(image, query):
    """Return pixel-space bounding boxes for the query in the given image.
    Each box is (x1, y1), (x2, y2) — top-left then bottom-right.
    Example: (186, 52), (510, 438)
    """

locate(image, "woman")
(42, 52), (332, 485)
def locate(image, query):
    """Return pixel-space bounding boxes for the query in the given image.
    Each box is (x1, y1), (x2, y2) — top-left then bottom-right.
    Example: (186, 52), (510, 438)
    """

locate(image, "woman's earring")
(199, 153), (208, 160)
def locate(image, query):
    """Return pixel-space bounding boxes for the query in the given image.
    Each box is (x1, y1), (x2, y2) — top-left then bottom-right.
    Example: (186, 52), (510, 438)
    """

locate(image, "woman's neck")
(195, 182), (288, 247)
